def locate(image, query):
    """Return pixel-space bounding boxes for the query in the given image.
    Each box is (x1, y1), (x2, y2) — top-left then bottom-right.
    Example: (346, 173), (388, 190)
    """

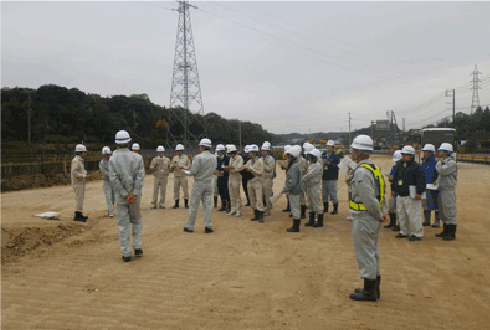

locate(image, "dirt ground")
(2, 155), (490, 330)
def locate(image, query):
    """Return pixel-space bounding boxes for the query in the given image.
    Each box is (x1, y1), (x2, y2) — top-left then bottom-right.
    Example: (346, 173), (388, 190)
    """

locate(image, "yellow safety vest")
(349, 163), (385, 211)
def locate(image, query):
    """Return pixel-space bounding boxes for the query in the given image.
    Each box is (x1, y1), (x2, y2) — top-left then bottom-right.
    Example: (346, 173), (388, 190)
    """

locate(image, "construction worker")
(280, 145), (303, 232)
(109, 130), (145, 262)
(72, 144), (88, 222)
(420, 144), (440, 227)
(322, 140), (341, 215)
(99, 146), (114, 217)
(281, 145), (292, 213)
(184, 138), (217, 233)
(392, 145), (426, 241)
(226, 144), (243, 216)
(261, 142), (275, 216)
(300, 143), (313, 219)
(215, 144), (231, 212)
(435, 143), (458, 241)
(348, 135), (388, 302)
(303, 149), (324, 228)
(149, 145), (170, 209)
(243, 144), (265, 222)
(171, 144), (191, 209)
(240, 145), (252, 207)
(385, 150), (402, 229)
(132, 143), (140, 154)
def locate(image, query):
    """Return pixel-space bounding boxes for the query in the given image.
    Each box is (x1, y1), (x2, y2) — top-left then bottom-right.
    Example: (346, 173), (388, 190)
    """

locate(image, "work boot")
(218, 200), (226, 211)
(226, 201), (231, 214)
(305, 211), (315, 226)
(443, 225), (456, 241)
(73, 211), (87, 222)
(432, 211), (440, 227)
(245, 199), (251, 206)
(283, 200), (291, 212)
(184, 199), (189, 209)
(392, 224), (400, 231)
(150, 204), (157, 210)
(205, 227), (213, 233)
(313, 213), (324, 228)
(301, 205), (307, 219)
(384, 213), (396, 228)
(287, 219), (301, 232)
(214, 196), (218, 208)
(122, 256), (131, 262)
(330, 203), (339, 215)
(395, 233), (407, 238)
(354, 276), (380, 299)
(172, 199), (179, 209)
(251, 210), (260, 221)
(81, 213), (88, 220)
(258, 211), (265, 223)
(134, 249), (143, 257)
(349, 278), (377, 302)
(422, 210), (431, 226)
(435, 223), (448, 238)
(323, 202), (329, 213)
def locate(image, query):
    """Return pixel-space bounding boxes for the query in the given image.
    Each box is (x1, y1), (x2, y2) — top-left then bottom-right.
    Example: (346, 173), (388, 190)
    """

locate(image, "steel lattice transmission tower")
(167, 1), (206, 150)
(471, 64), (481, 114)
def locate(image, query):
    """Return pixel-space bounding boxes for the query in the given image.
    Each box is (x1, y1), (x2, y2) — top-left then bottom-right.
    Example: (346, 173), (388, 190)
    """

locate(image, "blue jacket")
(216, 154), (230, 178)
(421, 155), (438, 185)
(322, 152), (340, 181)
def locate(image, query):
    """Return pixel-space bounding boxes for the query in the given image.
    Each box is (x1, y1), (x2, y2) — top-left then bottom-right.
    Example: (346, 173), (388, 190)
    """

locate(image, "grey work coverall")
(350, 159), (385, 280)
(71, 156), (86, 212)
(172, 154), (191, 201)
(436, 158), (458, 225)
(109, 149), (145, 258)
(185, 150), (217, 231)
(303, 162), (323, 214)
(99, 158), (115, 216)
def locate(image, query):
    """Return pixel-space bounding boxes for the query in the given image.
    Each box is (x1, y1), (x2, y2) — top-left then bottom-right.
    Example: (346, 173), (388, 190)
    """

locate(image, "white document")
(409, 186), (426, 200)
(35, 211), (61, 220)
(339, 157), (353, 174)
(426, 184), (438, 190)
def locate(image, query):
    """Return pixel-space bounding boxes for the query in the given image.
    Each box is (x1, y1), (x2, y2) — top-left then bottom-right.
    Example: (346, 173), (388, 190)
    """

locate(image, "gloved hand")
(126, 194), (135, 204)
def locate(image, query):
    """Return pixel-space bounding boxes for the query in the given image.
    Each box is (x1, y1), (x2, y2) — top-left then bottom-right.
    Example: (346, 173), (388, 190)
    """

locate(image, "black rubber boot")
(349, 278), (377, 301)
(73, 211), (87, 222)
(184, 199), (189, 209)
(301, 205), (307, 219)
(305, 211), (315, 226)
(283, 198), (291, 212)
(173, 199), (179, 209)
(226, 201), (231, 213)
(287, 219), (300, 232)
(432, 211), (440, 227)
(392, 224), (400, 231)
(443, 225), (456, 241)
(354, 275), (380, 299)
(251, 210), (259, 221)
(330, 203), (338, 215)
(313, 213), (324, 228)
(218, 200), (226, 211)
(422, 210), (431, 226)
(435, 223), (448, 237)
(323, 202), (329, 213)
(245, 199), (251, 206)
(384, 213), (396, 228)
(258, 211), (265, 223)
(214, 196), (218, 208)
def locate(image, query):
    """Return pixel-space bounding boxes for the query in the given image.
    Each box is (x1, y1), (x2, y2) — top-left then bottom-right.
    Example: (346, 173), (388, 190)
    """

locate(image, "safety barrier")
(456, 154), (490, 164)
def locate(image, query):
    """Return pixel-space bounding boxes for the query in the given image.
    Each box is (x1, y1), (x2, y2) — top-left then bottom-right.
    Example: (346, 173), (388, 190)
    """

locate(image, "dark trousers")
(218, 176), (230, 203)
(242, 177), (251, 202)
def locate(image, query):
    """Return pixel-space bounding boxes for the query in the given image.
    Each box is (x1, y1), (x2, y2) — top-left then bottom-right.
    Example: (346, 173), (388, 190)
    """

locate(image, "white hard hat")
(75, 144), (87, 152)
(156, 145), (165, 152)
(401, 145), (416, 155)
(293, 145), (302, 152)
(309, 149), (321, 158)
(115, 130), (131, 144)
(227, 144), (237, 153)
(327, 140), (335, 146)
(351, 135), (374, 151)
(261, 143), (270, 151)
(438, 143), (453, 152)
(421, 144), (435, 152)
(286, 146), (301, 157)
(132, 143), (140, 151)
(216, 144), (226, 151)
(175, 144), (185, 151)
(250, 144), (259, 152)
(283, 144), (292, 154)
(393, 150), (402, 162)
(102, 146), (111, 155)
(303, 143), (314, 153)
(200, 138), (212, 147)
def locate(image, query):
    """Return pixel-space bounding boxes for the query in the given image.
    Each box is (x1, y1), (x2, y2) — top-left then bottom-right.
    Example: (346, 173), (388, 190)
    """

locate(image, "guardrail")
(456, 154), (490, 164)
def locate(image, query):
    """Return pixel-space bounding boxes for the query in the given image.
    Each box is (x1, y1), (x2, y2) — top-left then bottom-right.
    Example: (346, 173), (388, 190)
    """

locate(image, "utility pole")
(238, 120), (242, 152)
(28, 92), (32, 145)
(471, 64), (481, 114)
(446, 89), (456, 126)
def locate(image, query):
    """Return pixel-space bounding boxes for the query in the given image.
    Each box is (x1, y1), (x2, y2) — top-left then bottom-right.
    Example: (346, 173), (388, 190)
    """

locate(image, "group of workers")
(70, 130), (458, 303)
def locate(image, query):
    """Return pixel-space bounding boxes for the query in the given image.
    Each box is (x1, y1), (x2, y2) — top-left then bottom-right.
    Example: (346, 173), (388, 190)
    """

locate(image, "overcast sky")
(2, 1), (490, 134)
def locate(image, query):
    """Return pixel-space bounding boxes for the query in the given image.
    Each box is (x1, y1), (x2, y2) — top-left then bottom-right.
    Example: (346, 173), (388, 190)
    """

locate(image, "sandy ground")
(2, 155), (490, 330)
